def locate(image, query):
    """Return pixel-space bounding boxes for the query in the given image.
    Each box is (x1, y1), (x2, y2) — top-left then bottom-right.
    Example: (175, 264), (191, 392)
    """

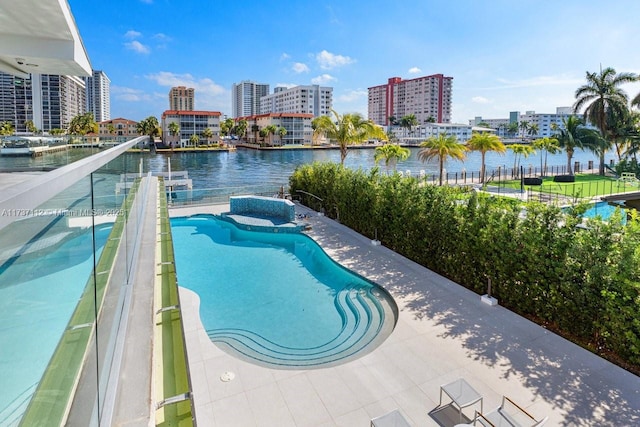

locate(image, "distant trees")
(0, 121), (14, 136)
(201, 127), (213, 144)
(168, 121), (180, 148)
(68, 112), (96, 136)
(532, 137), (560, 176)
(24, 119), (36, 133)
(506, 144), (536, 178)
(136, 116), (160, 149)
(399, 114), (418, 136)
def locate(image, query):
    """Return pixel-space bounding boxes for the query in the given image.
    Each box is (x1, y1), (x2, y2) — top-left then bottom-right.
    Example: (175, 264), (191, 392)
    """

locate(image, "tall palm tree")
(24, 119), (36, 133)
(506, 144), (536, 178)
(532, 137), (560, 176)
(399, 114), (418, 137)
(235, 119), (248, 141)
(605, 107), (639, 160)
(277, 126), (287, 145)
(374, 143), (410, 174)
(554, 116), (601, 175)
(168, 121), (180, 149)
(263, 124), (277, 146)
(519, 120), (529, 139)
(507, 122), (519, 138)
(574, 67), (638, 174)
(466, 132), (506, 184)
(418, 133), (467, 185)
(312, 110), (378, 164)
(188, 134), (200, 147)
(527, 123), (539, 138)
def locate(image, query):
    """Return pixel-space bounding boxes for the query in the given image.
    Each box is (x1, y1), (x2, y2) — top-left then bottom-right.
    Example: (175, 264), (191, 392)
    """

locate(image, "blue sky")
(69, 0), (640, 123)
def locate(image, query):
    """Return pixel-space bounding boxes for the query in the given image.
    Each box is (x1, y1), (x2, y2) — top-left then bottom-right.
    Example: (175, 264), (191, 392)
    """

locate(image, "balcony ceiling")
(0, 0), (91, 78)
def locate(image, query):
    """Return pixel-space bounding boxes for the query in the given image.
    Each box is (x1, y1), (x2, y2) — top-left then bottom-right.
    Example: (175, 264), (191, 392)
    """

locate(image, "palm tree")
(506, 144), (536, 178)
(466, 132), (506, 184)
(418, 133), (467, 185)
(0, 121), (14, 136)
(532, 137), (560, 176)
(136, 116), (160, 150)
(312, 110), (378, 164)
(263, 124), (277, 146)
(202, 127), (213, 145)
(527, 123), (539, 138)
(507, 122), (519, 138)
(189, 134), (200, 147)
(24, 119), (36, 133)
(220, 118), (235, 138)
(574, 67), (638, 174)
(554, 116), (602, 175)
(68, 112), (96, 136)
(168, 121), (180, 149)
(605, 107), (639, 160)
(277, 126), (287, 145)
(399, 114), (418, 137)
(235, 119), (248, 141)
(518, 120), (529, 139)
(374, 143), (410, 174)
(107, 123), (116, 137)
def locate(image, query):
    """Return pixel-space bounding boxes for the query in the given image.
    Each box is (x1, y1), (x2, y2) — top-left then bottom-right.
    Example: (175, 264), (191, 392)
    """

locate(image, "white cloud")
(153, 33), (172, 41)
(145, 72), (228, 110)
(408, 67), (422, 74)
(280, 53), (291, 61)
(124, 30), (142, 39)
(315, 50), (354, 70)
(112, 86), (153, 102)
(472, 96), (490, 104)
(125, 40), (150, 54)
(274, 83), (297, 89)
(311, 74), (336, 84)
(292, 62), (309, 73)
(337, 89), (367, 103)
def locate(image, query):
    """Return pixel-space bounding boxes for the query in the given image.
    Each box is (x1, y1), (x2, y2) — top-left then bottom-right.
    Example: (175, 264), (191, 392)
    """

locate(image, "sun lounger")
(473, 396), (547, 427)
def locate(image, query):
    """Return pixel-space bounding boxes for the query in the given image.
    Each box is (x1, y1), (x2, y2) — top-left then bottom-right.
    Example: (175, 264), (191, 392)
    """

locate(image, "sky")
(68, 0), (640, 124)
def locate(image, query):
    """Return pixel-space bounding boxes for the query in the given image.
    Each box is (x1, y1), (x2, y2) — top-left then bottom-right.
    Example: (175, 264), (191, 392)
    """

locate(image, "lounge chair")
(473, 396), (547, 427)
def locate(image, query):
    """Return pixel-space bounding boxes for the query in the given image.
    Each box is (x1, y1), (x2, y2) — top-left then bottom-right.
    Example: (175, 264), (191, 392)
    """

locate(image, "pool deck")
(169, 204), (640, 426)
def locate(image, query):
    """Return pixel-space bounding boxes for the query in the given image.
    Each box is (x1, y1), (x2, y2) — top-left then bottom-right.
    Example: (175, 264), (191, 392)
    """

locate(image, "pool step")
(206, 285), (390, 368)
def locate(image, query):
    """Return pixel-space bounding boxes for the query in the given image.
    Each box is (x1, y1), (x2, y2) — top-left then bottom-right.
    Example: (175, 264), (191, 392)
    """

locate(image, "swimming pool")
(171, 215), (398, 369)
(563, 201), (626, 222)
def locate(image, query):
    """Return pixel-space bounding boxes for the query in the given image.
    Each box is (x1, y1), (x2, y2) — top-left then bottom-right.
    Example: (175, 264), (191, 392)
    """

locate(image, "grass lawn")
(499, 173), (640, 198)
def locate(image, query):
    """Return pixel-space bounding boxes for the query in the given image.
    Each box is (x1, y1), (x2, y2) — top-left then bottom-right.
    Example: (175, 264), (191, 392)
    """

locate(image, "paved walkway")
(170, 204), (640, 426)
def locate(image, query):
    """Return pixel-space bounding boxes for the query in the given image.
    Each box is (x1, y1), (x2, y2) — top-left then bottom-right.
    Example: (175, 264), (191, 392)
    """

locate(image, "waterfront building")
(0, 71), (32, 133)
(390, 122), (492, 144)
(232, 80), (269, 118)
(32, 73), (86, 132)
(97, 117), (139, 142)
(470, 107), (596, 138)
(85, 70), (110, 122)
(240, 113), (314, 145)
(168, 86), (195, 111)
(161, 110), (221, 148)
(259, 85), (333, 118)
(368, 74), (453, 126)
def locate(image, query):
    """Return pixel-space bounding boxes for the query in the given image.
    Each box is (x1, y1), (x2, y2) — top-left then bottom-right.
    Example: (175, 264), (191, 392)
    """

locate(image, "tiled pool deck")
(170, 204), (640, 426)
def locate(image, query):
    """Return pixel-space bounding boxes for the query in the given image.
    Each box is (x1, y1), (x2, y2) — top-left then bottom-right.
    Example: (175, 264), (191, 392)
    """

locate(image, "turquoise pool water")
(0, 223), (111, 426)
(569, 201), (626, 222)
(171, 215), (397, 369)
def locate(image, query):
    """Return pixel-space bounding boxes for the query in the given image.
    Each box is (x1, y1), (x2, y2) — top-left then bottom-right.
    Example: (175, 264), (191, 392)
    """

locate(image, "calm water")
(0, 145), (607, 190)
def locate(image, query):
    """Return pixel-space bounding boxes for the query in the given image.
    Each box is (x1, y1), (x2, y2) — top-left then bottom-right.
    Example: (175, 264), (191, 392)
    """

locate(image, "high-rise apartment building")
(368, 74), (453, 126)
(0, 72), (85, 133)
(85, 70), (110, 122)
(168, 86), (195, 111)
(31, 74), (86, 132)
(260, 85), (333, 117)
(0, 72), (33, 133)
(232, 80), (269, 118)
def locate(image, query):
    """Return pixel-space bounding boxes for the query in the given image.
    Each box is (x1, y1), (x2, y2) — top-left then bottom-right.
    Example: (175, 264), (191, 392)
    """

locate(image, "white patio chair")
(473, 396), (547, 427)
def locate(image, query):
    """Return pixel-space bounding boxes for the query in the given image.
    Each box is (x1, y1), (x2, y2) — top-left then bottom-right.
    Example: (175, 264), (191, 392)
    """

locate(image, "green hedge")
(290, 162), (640, 369)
